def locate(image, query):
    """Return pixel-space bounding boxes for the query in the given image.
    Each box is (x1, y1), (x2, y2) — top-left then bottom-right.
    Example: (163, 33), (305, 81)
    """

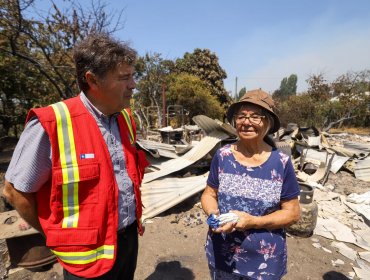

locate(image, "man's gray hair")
(73, 33), (137, 92)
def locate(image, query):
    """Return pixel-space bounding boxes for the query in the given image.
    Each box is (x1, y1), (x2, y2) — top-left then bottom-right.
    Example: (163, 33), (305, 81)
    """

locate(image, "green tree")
(0, 54), (26, 136)
(135, 53), (174, 107)
(134, 52), (174, 128)
(0, 49), (51, 136)
(306, 74), (331, 101)
(166, 73), (224, 122)
(238, 87), (246, 100)
(0, 0), (121, 99)
(273, 74), (297, 100)
(175, 48), (231, 106)
(0, 0), (123, 136)
(276, 70), (370, 130)
(277, 94), (329, 128)
(328, 70), (370, 128)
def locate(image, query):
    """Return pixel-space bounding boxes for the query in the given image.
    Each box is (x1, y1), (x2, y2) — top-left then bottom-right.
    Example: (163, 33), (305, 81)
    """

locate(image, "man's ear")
(85, 71), (99, 90)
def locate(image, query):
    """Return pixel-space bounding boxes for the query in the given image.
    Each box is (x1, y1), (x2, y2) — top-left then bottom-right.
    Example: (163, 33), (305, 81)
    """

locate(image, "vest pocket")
(46, 227), (98, 246)
(52, 163), (100, 205)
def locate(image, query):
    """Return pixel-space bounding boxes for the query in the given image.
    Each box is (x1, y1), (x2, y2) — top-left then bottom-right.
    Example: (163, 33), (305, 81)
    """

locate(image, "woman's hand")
(213, 222), (237, 234)
(230, 210), (258, 231)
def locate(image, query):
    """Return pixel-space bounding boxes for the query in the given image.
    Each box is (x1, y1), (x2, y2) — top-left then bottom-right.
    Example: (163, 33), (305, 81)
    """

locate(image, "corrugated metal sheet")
(192, 115), (221, 134)
(354, 157), (370, 182)
(303, 148), (349, 174)
(327, 146), (360, 158)
(140, 115), (234, 220)
(297, 161), (327, 183)
(143, 115), (232, 183)
(307, 136), (321, 147)
(141, 173), (208, 221)
(275, 141), (292, 156)
(193, 115), (236, 136)
(143, 132), (228, 183)
(137, 140), (192, 159)
(343, 141), (370, 159)
(326, 140), (370, 158)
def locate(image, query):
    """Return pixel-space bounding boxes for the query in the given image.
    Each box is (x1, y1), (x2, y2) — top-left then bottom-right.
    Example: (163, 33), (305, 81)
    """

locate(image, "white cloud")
(223, 15), (370, 94)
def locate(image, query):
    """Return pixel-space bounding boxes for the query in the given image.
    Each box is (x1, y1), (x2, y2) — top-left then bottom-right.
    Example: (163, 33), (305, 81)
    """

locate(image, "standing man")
(3, 33), (148, 280)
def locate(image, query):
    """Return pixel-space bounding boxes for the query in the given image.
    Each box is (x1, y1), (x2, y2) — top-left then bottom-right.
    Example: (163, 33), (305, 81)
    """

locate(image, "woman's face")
(234, 104), (269, 142)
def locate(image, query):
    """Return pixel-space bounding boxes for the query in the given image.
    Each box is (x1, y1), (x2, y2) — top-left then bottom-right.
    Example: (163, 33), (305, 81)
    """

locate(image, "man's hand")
(3, 180), (44, 236)
(18, 219), (32, 231)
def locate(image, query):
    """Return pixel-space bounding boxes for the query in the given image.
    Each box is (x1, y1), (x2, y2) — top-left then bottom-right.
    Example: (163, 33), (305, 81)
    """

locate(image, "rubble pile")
(311, 186), (370, 279)
(141, 122), (370, 279)
(1, 116), (370, 279)
(170, 204), (206, 228)
(277, 126), (370, 279)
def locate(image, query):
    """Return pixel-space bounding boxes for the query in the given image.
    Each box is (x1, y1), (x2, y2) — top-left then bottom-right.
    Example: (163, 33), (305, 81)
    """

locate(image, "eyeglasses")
(234, 114), (265, 125)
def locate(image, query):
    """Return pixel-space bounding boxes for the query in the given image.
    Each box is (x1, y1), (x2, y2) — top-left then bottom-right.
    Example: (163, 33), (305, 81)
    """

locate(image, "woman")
(201, 89), (301, 280)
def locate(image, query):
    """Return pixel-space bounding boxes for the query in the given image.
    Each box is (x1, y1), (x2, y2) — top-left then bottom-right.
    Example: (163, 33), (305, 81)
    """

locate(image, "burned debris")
(1, 117), (370, 279)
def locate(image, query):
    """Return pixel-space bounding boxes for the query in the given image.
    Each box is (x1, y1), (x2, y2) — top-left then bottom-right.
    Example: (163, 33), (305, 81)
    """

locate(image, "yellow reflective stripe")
(51, 245), (114, 265)
(121, 109), (135, 144)
(72, 182), (79, 228)
(62, 184), (69, 226)
(52, 104), (68, 176)
(62, 102), (80, 184)
(51, 102), (80, 228)
(52, 104), (70, 226)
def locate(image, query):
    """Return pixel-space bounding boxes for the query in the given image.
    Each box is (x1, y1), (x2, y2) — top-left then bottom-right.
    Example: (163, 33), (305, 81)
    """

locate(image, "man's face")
(96, 63), (136, 115)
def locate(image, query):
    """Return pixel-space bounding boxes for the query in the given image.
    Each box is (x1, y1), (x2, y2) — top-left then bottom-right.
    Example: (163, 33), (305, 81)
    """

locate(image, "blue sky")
(38, 0), (370, 96)
(117, 0), (370, 96)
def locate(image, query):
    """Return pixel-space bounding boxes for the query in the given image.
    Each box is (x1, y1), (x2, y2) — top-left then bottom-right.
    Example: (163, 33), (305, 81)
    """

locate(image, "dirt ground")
(135, 194), (360, 280)
(1, 186), (366, 280)
(1, 136), (369, 280)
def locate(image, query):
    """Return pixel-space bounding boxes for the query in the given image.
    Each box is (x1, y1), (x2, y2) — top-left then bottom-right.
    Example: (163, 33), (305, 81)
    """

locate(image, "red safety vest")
(26, 96), (148, 278)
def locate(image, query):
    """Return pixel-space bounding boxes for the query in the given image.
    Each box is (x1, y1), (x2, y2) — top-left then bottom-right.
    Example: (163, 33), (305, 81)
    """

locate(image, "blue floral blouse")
(205, 144), (300, 280)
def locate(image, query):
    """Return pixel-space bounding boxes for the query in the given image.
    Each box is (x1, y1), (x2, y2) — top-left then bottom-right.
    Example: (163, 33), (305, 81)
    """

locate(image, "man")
(3, 33), (148, 280)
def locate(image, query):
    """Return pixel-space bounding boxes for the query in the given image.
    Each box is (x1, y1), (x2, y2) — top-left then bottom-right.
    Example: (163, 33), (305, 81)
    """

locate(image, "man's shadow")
(145, 261), (195, 280)
(323, 271), (350, 280)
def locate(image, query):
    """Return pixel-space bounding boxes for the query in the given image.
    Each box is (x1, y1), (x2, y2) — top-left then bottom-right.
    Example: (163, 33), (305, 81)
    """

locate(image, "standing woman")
(201, 89), (301, 280)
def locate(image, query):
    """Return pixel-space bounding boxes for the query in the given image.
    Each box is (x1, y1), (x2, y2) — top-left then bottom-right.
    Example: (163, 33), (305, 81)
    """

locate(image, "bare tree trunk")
(323, 115), (357, 132)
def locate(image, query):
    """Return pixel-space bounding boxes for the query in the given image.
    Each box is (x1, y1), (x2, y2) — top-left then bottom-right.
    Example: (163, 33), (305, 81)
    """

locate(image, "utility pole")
(235, 76), (238, 101)
(162, 83), (166, 127)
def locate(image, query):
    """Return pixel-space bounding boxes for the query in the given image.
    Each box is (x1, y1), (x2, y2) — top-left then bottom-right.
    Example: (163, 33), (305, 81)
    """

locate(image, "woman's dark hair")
(73, 33), (137, 93)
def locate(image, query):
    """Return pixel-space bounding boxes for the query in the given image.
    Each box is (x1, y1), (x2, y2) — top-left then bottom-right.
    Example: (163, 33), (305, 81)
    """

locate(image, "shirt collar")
(79, 92), (119, 119)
